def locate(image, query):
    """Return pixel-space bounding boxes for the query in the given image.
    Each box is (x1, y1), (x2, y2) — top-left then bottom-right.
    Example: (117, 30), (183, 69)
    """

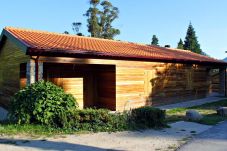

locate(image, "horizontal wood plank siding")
(39, 57), (216, 111)
(211, 73), (220, 93)
(43, 63), (116, 110)
(0, 39), (29, 108)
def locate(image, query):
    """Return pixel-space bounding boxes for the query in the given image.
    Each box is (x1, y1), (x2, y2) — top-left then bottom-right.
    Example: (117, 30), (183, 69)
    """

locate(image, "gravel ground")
(0, 121), (211, 151)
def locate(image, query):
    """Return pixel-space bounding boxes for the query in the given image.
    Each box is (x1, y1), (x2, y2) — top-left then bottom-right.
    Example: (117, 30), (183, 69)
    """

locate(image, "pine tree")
(151, 35), (159, 46)
(183, 23), (202, 54)
(177, 38), (184, 49)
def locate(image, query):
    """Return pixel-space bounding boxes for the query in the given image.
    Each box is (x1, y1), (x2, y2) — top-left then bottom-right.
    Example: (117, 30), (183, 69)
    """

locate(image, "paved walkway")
(178, 121), (227, 151)
(158, 96), (226, 110)
(0, 121), (211, 151)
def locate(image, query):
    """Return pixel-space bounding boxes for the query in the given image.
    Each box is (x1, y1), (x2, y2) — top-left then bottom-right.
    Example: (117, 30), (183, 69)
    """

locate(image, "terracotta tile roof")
(2, 27), (226, 65)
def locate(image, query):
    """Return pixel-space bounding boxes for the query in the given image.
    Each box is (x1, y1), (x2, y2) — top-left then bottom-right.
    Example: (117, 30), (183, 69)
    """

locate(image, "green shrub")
(9, 80), (78, 128)
(109, 112), (129, 131)
(70, 109), (129, 132)
(72, 108), (111, 131)
(9, 81), (166, 131)
(67, 107), (165, 132)
(130, 106), (166, 128)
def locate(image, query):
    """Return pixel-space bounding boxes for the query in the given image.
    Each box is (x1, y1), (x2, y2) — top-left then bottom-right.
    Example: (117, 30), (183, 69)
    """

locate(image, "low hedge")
(68, 107), (166, 131)
(130, 106), (166, 128)
(70, 109), (129, 132)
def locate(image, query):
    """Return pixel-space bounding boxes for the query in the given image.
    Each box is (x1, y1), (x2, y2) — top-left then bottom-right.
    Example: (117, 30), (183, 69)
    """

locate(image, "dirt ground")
(0, 121), (211, 151)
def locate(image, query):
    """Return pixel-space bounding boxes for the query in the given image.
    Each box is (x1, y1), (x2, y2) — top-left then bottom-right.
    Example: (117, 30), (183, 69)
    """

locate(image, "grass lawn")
(166, 99), (227, 125)
(0, 99), (226, 137)
(0, 124), (78, 137)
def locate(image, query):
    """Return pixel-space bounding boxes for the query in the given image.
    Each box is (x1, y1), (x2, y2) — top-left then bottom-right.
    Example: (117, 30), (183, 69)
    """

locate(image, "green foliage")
(183, 23), (202, 54)
(198, 114), (227, 125)
(151, 35), (159, 46)
(177, 38), (184, 49)
(0, 107), (166, 136)
(84, 0), (120, 39)
(9, 81), (166, 132)
(63, 31), (70, 34)
(9, 80), (78, 128)
(72, 22), (83, 36)
(59, 107), (166, 132)
(69, 108), (129, 132)
(130, 106), (166, 128)
(0, 123), (75, 137)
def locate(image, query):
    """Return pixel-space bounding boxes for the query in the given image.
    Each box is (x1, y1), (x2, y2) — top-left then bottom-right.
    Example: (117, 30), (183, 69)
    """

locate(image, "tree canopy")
(84, 0), (120, 39)
(177, 38), (184, 49)
(183, 23), (202, 54)
(151, 35), (159, 46)
(72, 22), (83, 36)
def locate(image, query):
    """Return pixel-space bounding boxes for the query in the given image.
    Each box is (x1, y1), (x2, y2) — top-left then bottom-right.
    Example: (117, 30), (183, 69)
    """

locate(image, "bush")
(9, 80), (78, 128)
(109, 112), (129, 131)
(70, 109), (129, 132)
(130, 106), (166, 128)
(67, 107), (166, 132)
(9, 80), (166, 131)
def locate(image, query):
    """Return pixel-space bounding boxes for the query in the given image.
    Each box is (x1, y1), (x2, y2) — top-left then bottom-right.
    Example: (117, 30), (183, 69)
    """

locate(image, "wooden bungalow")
(0, 27), (226, 111)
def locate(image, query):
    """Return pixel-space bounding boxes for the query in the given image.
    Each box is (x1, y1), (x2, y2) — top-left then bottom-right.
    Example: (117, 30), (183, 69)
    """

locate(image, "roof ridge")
(167, 47), (220, 61)
(166, 47), (190, 52)
(4, 26), (141, 45)
(5, 27), (200, 53)
(3, 26), (225, 65)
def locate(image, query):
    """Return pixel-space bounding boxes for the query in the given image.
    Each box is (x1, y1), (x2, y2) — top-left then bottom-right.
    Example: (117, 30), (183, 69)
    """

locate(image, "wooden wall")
(0, 41), (222, 111)
(38, 57), (216, 111)
(44, 63), (85, 109)
(211, 72), (220, 93)
(95, 66), (116, 110)
(43, 63), (116, 110)
(116, 63), (211, 110)
(0, 39), (29, 108)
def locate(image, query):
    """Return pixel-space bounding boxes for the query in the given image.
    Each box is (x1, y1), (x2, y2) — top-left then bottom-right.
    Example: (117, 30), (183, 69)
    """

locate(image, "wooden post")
(26, 59), (43, 85)
(26, 59), (35, 85)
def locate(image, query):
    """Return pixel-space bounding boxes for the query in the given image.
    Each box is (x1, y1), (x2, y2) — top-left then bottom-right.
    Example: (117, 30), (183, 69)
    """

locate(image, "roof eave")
(27, 48), (227, 67)
(0, 29), (29, 53)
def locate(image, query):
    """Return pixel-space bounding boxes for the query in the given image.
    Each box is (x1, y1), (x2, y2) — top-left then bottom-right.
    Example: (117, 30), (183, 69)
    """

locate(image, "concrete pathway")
(158, 96), (226, 110)
(178, 121), (227, 151)
(0, 121), (211, 151)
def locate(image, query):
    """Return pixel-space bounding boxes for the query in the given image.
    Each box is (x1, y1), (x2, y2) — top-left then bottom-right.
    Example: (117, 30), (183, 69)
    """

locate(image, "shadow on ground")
(0, 121), (213, 151)
(0, 138), (120, 151)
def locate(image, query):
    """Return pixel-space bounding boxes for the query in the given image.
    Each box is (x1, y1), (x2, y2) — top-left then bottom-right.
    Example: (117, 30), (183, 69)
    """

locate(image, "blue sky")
(1, 0), (227, 59)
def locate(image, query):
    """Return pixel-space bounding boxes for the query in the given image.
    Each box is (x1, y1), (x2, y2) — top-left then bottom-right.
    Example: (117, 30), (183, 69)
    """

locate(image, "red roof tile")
(2, 27), (226, 65)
